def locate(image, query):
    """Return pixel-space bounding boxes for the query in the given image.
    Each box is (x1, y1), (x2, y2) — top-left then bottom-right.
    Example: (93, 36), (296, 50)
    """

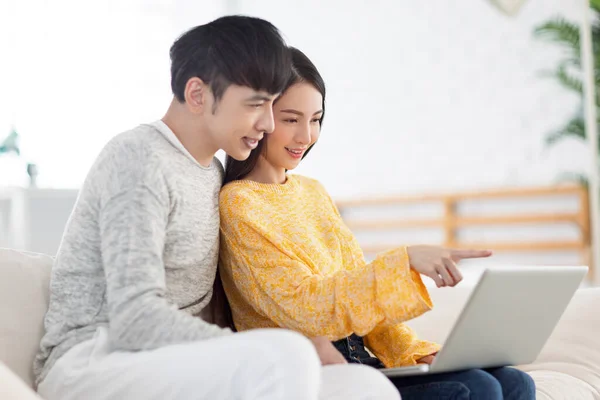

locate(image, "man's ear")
(184, 77), (207, 114)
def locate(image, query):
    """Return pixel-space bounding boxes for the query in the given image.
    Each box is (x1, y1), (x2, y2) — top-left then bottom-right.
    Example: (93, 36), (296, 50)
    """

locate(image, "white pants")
(38, 328), (399, 400)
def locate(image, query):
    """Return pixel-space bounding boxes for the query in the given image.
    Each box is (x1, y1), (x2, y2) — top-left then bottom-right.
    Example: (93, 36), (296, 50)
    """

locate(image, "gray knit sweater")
(34, 121), (231, 384)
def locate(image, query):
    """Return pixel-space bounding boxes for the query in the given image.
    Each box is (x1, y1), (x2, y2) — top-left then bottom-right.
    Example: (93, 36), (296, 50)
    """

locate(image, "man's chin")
(227, 149), (252, 161)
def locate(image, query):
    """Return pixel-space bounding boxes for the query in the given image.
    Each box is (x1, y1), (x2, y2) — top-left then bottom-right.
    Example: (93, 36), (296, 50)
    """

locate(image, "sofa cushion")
(518, 288), (600, 399)
(0, 249), (52, 388)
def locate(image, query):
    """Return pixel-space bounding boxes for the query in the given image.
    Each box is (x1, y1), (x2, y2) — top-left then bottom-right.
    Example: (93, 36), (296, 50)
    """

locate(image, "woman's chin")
(284, 163), (300, 171)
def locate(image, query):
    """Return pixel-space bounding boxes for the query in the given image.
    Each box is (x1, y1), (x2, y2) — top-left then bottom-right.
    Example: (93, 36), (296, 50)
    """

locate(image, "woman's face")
(262, 82), (323, 171)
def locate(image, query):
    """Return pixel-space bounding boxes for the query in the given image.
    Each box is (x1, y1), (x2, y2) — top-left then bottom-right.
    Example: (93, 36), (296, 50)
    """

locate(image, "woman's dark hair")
(209, 47), (326, 331)
(223, 46), (326, 185)
(170, 16), (292, 105)
(209, 270), (236, 331)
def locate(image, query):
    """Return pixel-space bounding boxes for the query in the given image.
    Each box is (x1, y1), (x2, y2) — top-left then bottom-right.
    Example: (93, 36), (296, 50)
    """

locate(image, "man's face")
(204, 84), (278, 161)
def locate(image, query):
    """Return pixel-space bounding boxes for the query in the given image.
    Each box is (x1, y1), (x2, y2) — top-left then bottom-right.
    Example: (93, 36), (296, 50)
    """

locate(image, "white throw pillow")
(0, 249), (53, 388)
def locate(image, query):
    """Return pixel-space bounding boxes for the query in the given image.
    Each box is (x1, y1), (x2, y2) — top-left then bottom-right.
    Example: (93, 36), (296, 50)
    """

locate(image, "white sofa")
(1, 247), (599, 399)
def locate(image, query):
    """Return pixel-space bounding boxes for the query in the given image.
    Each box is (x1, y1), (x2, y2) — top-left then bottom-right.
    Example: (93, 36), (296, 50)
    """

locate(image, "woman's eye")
(250, 104), (263, 108)
(284, 119), (298, 123)
(311, 118), (320, 123)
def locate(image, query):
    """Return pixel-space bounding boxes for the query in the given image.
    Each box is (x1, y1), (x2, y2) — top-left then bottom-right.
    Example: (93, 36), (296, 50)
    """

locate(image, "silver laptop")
(382, 266), (588, 377)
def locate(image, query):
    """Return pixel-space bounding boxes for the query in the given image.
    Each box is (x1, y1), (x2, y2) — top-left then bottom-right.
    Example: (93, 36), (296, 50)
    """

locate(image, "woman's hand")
(407, 245), (492, 288)
(309, 336), (348, 366)
(416, 354), (437, 365)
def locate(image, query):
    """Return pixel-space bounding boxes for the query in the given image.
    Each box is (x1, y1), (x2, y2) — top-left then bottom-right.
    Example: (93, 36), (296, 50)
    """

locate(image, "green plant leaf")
(545, 114), (586, 146)
(557, 64), (584, 93)
(536, 3), (600, 186)
(539, 63), (584, 94)
(534, 18), (581, 57)
(555, 171), (589, 187)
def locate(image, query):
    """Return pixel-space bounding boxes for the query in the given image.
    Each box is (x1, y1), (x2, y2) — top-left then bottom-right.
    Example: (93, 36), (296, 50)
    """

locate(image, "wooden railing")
(336, 185), (592, 278)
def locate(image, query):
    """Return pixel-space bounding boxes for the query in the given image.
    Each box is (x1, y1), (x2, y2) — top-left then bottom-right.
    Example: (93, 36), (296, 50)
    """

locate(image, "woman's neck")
(244, 157), (287, 184)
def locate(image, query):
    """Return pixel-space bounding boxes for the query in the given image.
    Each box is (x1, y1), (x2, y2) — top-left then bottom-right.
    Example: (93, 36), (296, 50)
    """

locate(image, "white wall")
(0, 0), (226, 187)
(0, 0), (587, 197)
(0, 0), (591, 265)
(0, 188), (79, 255)
(237, 0), (588, 199)
(0, 0), (588, 197)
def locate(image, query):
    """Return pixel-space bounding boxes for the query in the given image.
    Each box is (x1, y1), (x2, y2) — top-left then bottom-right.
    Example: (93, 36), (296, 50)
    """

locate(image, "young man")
(33, 16), (399, 400)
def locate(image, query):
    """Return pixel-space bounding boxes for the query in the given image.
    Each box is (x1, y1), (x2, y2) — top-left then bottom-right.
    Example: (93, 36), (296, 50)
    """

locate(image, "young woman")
(218, 47), (536, 400)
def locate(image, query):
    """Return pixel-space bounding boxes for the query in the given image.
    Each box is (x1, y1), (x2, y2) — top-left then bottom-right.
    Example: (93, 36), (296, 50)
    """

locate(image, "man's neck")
(162, 100), (217, 167)
(245, 157), (287, 184)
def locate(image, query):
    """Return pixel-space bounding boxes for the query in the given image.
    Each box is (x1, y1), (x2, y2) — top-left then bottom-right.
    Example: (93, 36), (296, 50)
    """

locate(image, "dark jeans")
(332, 334), (535, 399)
(391, 367), (536, 400)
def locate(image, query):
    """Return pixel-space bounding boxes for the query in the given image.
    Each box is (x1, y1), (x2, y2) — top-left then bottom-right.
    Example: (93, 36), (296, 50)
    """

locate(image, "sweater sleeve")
(100, 183), (230, 351)
(220, 205), (434, 340)
(364, 323), (440, 367)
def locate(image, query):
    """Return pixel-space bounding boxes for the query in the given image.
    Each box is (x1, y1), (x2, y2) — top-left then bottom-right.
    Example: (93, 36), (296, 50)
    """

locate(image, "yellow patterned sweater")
(219, 174), (440, 367)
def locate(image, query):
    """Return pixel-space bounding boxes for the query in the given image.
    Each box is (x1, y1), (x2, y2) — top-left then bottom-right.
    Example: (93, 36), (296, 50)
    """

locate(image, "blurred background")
(0, 0), (597, 284)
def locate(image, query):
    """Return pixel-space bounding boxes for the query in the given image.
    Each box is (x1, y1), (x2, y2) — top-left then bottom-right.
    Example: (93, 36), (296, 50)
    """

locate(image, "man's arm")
(100, 184), (230, 351)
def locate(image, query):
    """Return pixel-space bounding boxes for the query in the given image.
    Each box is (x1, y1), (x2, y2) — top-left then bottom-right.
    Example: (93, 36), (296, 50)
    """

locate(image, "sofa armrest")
(0, 362), (43, 399)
